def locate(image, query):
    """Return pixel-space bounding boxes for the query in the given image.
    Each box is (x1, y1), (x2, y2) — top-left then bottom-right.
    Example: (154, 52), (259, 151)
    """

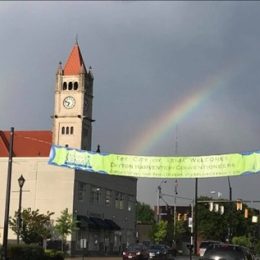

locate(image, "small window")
(115, 192), (124, 209)
(127, 196), (135, 211)
(61, 127), (65, 135)
(63, 82), (67, 90)
(74, 82), (78, 90)
(105, 190), (111, 207)
(78, 182), (86, 201)
(68, 82), (73, 90)
(90, 186), (102, 204)
(70, 127), (74, 135)
(66, 127), (69, 134)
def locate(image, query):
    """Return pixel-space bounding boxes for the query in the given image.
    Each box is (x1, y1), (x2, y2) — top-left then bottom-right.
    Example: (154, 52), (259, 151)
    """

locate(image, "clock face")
(63, 96), (76, 109)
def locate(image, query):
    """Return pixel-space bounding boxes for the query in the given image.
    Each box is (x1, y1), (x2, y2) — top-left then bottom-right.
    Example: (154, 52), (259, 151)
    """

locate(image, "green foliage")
(151, 220), (168, 244)
(254, 240), (260, 254)
(7, 244), (45, 260)
(136, 201), (155, 224)
(0, 245), (65, 260)
(55, 208), (77, 241)
(175, 220), (189, 240)
(44, 249), (65, 259)
(197, 196), (256, 242)
(232, 236), (251, 247)
(9, 208), (54, 245)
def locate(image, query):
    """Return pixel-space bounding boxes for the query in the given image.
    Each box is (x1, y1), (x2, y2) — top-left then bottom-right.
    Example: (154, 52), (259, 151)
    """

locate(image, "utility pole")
(194, 178), (198, 256)
(157, 180), (167, 223)
(157, 185), (161, 223)
(173, 180), (178, 239)
(2, 127), (14, 260)
(227, 177), (232, 242)
(173, 125), (178, 239)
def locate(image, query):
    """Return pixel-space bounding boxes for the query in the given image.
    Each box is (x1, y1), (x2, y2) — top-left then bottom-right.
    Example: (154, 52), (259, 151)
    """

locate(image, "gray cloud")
(1, 2), (260, 207)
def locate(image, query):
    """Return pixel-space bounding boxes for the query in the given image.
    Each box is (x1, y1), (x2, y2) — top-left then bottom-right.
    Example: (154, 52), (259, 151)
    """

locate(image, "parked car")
(199, 240), (222, 257)
(148, 244), (168, 259)
(200, 243), (255, 260)
(122, 243), (149, 260)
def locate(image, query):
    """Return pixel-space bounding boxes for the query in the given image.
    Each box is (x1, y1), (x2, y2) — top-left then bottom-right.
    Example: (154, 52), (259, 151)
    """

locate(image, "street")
(65, 256), (199, 260)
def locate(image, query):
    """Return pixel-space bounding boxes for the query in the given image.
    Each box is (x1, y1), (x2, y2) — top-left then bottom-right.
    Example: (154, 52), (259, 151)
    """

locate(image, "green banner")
(48, 145), (260, 178)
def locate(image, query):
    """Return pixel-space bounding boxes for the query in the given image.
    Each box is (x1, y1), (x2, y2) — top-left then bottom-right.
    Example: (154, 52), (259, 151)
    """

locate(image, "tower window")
(74, 82), (78, 90)
(68, 82), (73, 90)
(63, 82), (67, 90)
(61, 126), (74, 135)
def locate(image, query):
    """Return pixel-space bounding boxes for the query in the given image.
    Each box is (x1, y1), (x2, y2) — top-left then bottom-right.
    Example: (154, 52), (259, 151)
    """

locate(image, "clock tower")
(52, 42), (94, 150)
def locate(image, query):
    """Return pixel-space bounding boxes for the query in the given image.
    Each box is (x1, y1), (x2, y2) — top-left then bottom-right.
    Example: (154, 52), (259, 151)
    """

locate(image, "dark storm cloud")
(1, 2), (260, 207)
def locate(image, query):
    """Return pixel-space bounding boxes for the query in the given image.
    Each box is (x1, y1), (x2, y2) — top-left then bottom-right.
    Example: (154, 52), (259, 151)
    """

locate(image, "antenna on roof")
(175, 124), (178, 155)
(75, 34), (78, 45)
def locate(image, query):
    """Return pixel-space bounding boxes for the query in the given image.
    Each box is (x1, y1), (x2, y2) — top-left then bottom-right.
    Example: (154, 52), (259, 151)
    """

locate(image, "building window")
(61, 127), (65, 135)
(127, 196), (135, 211)
(70, 127), (74, 135)
(74, 82), (78, 90)
(105, 190), (111, 207)
(78, 182), (86, 202)
(68, 82), (73, 90)
(66, 127), (69, 134)
(115, 192), (124, 209)
(90, 186), (102, 204)
(63, 82), (67, 90)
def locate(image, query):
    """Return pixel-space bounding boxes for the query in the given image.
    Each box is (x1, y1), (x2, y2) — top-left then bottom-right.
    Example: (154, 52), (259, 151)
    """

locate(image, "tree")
(232, 236), (251, 247)
(55, 208), (78, 252)
(197, 196), (257, 242)
(136, 201), (155, 224)
(175, 219), (189, 241)
(151, 220), (168, 244)
(9, 208), (54, 245)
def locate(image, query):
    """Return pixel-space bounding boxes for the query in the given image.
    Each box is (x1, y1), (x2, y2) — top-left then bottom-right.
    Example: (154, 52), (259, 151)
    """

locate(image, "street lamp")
(157, 180), (167, 222)
(17, 175), (25, 244)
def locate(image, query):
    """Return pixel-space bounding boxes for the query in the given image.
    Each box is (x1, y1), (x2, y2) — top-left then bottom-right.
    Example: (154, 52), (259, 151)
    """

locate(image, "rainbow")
(127, 70), (233, 155)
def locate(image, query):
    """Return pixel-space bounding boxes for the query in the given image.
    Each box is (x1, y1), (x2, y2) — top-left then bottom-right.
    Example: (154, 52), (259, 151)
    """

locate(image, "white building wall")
(0, 157), (75, 242)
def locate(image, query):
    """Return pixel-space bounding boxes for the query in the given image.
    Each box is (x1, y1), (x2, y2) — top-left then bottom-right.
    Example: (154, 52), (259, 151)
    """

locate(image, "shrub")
(8, 244), (45, 260)
(254, 240), (260, 255)
(232, 236), (251, 247)
(44, 249), (64, 260)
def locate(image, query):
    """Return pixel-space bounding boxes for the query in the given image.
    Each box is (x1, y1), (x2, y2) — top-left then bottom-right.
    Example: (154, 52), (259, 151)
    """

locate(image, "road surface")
(65, 256), (199, 260)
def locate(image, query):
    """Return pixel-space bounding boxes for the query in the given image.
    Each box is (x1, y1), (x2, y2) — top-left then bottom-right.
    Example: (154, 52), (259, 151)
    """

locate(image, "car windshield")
(150, 245), (163, 250)
(127, 244), (144, 251)
(200, 241), (218, 248)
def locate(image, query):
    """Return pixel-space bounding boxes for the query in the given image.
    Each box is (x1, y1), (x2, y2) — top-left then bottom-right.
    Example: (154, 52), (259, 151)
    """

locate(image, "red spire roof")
(0, 131), (52, 157)
(63, 43), (87, 75)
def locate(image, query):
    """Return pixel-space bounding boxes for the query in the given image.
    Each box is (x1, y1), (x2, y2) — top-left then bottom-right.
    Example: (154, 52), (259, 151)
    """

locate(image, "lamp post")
(17, 175), (25, 244)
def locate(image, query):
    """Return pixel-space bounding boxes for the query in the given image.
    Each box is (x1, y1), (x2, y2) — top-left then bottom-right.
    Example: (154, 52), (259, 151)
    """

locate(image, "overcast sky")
(2, 1), (260, 208)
